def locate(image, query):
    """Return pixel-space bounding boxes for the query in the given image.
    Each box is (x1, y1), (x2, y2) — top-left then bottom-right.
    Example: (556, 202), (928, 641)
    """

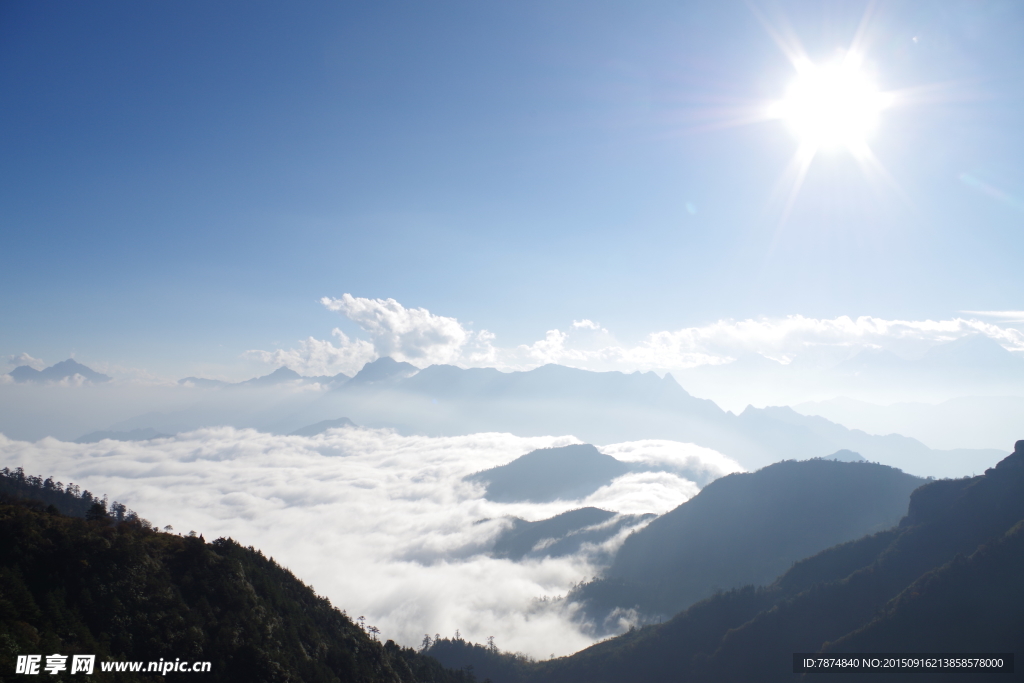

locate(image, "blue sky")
(3, 1), (1024, 378)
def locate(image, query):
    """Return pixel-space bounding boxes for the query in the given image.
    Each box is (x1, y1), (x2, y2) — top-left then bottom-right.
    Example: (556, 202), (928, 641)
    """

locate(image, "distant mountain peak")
(8, 365), (41, 382)
(49, 359), (93, 372)
(347, 357), (419, 385)
(179, 367), (349, 388)
(823, 449), (865, 462)
(242, 366), (304, 385)
(466, 444), (632, 503)
(268, 366), (301, 377)
(8, 358), (111, 384)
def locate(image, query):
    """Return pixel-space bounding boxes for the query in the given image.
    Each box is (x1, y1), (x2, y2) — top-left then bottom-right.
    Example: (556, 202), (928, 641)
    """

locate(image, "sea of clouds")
(0, 428), (741, 658)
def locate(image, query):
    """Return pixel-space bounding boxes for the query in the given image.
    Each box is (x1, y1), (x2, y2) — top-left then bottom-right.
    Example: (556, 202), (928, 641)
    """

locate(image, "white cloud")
(0, 429), (732, 658)
(321, 295), (470, 366)
(961, 310), (1024, 323)
(57, 374), (88, 388)
(249, 295), (1024, 384)
(245, 329), (375, 377)
(518, 314), (1024, 372)
(485, 314), (1024, 375)
(7, 352), (45, 370)
(602, 440), (745, 485)
(579, 472), (701, 516)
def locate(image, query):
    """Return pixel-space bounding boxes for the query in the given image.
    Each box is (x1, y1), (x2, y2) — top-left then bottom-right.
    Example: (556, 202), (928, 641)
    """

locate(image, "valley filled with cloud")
(0, 428), (741, 658)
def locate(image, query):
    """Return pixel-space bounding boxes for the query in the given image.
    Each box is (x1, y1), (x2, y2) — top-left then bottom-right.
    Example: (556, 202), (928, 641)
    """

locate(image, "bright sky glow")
(770, 55), (891, 154)
(1, 1), (1022, 381)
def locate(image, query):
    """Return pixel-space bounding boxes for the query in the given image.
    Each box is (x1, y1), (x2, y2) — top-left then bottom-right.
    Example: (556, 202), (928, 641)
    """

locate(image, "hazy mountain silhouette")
(289, 417), (357, 436)
(823, 448), (864, 461)
(345, 356), (419, 386)
(570, 459), (924, 629)
(241, 366), (305, 385)
(731, 404), (998, 476)
(8, 365), (42, 382)
(435, 442), (1024, 683)
(177, 368), (350, 389)
(104, 358), (1006, 478)
(8, 359), (111, 383)
(309, 360), (1001, 477)
(796, 394), (1024, 451)
(74, 427), (173, 443)
(466, 444), (632, 503)
(491, 507), (655, 562)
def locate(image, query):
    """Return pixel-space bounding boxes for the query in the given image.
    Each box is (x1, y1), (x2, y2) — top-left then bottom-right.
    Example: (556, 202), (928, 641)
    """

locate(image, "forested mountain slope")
(0, 478), (472, 683)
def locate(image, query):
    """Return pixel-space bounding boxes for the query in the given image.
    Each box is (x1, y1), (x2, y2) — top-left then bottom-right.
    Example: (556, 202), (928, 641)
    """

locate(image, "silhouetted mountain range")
(429, 441), (1024, 683)
(347, 356), (419, 386)
(301, 359), (1001, 477)
(8, 359), (111, 384)
(571, 458), (924, 630)
(180, 367), (350, 388)
(28, 357), (1001, 477)
(795, 394), (1024, 451)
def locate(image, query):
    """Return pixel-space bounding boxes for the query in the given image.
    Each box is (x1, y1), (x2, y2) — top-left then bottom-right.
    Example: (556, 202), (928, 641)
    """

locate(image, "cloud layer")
(0, 428), (740, 658)
(322, 294), (471, 366)
(246, 328), (376, 377)
(251, 295), (1024, 379)
(5, 352), (45, 371)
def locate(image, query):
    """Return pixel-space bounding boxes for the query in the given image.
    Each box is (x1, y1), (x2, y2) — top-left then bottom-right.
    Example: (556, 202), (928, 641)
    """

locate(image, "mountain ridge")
(570, 458), (924, 629)
(309, 359), (1000, 477)
(8, 359), (111, 384)
(430, 441), (1024, 683)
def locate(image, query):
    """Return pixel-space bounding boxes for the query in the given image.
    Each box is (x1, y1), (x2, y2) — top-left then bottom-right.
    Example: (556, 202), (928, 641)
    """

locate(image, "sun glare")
(770, 55), (891, 154)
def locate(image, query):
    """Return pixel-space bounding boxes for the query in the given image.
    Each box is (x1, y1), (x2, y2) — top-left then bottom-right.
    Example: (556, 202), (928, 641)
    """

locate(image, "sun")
(769, 54), (891, 155)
